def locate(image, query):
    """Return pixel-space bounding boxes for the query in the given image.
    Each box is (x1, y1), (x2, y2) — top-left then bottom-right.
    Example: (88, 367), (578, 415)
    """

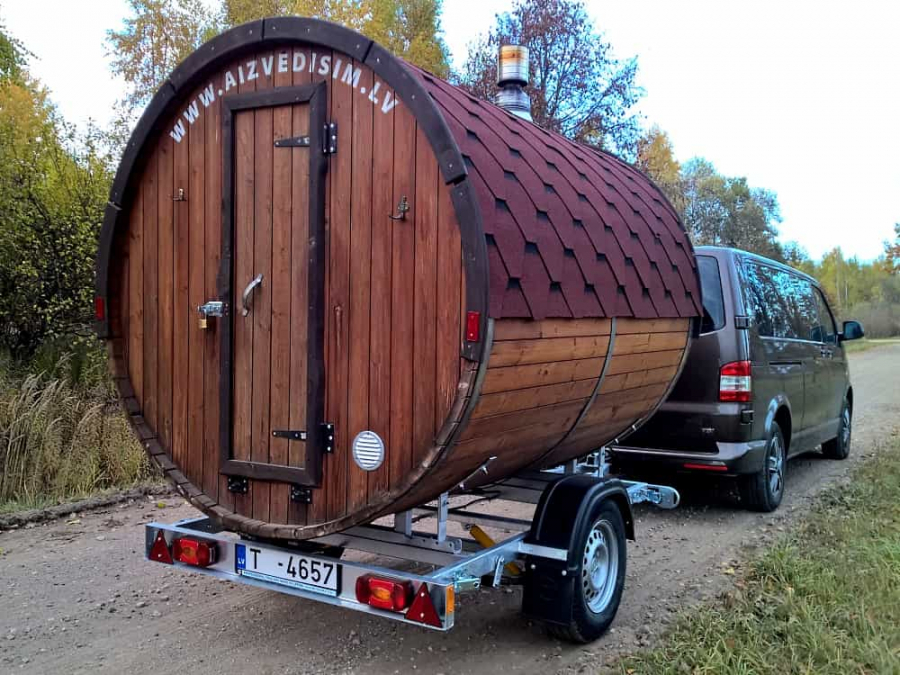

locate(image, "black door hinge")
(291, 486), (313, 504)
(271, 429), (307, 441)
(324, 122), (337, 155)
(321, 422), (335, 454)
(274, 135), (310, 148)
(227, 476), (249, 494)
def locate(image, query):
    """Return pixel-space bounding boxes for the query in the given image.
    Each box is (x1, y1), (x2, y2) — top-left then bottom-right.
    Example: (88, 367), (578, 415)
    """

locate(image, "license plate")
(235, 543), (340, 596)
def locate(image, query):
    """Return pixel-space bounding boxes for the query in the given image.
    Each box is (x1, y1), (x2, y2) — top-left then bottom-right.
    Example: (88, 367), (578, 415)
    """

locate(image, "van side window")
(698, 255), (725, 332)
(789, 277), (820, 341)
(744, 262), (795, 338)
(812, 288), (838, 343)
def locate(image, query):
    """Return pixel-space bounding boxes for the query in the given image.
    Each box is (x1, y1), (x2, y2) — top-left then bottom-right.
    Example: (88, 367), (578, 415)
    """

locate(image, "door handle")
(241, 273), (263, 316)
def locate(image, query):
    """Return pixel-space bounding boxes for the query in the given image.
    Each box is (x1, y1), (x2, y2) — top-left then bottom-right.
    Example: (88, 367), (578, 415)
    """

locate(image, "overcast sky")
(2, 0), (898, 261)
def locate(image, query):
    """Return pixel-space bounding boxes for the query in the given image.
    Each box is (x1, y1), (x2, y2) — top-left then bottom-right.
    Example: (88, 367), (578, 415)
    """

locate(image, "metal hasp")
(197, 300), (226, 330)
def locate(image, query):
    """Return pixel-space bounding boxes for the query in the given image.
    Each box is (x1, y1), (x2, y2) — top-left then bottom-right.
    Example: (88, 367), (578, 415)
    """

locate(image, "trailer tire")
(544, 501), (626, 643)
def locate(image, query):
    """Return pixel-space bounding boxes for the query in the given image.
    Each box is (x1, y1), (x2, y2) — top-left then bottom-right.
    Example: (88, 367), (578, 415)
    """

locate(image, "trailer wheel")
(546, 501), (627, 643)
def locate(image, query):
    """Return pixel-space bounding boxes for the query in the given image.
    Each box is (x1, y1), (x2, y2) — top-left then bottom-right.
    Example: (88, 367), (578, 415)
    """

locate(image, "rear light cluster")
(355, 575), (413, 611)
(719, 360), (752, 402)
(149, 531), (217, 568)
(354, 575), (446, 628)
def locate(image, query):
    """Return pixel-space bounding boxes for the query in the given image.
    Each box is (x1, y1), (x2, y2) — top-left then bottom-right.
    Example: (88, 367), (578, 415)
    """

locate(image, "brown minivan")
(611, 246), (865, 512)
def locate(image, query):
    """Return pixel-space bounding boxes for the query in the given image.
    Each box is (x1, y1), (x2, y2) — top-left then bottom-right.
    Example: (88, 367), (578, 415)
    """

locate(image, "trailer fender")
(521, 474), (633, 627)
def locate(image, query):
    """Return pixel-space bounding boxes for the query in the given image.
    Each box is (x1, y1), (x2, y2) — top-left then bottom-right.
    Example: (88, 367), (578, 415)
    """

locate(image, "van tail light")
(720, 360), (752, 402)
(355, 575), (413, 612)
(172, 537), (218, 567)
(94, 296), (106, 322)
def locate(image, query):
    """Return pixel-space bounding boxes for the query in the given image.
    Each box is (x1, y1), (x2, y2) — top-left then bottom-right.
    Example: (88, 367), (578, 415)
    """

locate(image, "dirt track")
(2, 345), (898, 675)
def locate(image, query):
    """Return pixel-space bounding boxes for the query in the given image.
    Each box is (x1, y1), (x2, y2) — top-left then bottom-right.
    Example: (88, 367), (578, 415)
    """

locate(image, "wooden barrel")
(94, 18), (703, 539)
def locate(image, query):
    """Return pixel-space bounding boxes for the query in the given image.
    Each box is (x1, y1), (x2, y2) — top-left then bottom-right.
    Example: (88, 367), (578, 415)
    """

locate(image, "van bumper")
(609, 439), (768, 476)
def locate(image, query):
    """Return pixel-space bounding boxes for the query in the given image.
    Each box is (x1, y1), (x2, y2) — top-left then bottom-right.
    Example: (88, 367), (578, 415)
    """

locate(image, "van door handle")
(241, 273), (263, 317)
(819, 346), (832, 358)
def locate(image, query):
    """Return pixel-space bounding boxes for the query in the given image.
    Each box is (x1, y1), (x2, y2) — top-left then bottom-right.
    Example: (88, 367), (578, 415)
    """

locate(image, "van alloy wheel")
(767, 434), (785, 500)
(823, 400), (852, 460)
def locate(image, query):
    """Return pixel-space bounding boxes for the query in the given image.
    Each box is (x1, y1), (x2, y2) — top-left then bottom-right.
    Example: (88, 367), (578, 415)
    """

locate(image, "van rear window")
(698, 256), (725, 332)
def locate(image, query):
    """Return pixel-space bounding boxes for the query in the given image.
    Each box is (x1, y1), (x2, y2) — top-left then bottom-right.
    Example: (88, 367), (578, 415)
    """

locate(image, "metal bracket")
(389, 195), (410, 221)
(272, 430), (306, 441)
(324, 122), (337, 155)
(226, 476), (248, 494)
(274, 135), (311, 148)
(291, 486), (313, 504)
(734, 315), (752, 329)
(321, 423), (334, 454)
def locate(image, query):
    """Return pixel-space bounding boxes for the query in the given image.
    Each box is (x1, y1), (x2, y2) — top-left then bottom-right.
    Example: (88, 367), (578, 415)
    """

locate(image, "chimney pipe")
(496, 44), (532, 121)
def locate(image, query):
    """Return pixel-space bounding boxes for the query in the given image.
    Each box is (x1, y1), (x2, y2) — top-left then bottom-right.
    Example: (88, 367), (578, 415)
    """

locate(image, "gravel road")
(2, 345), (898, 675)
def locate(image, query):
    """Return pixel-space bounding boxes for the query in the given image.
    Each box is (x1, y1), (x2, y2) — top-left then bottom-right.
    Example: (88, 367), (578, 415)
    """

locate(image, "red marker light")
(172, 537), (217, 567)
(94, 296), (106, 322)
(405, 583), (443, 628)
(465, 311), (481, 342)
(149, 531), (173, 564)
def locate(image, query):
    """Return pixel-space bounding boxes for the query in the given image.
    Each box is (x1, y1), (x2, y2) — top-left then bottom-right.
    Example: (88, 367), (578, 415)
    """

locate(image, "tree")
(884, 223), (900, 274)
(106, 0), (219, 117)
(223, 0), (451, 77)
(0, 26), (113, 357)
(458, 0), (643, 157)
(636, 125), (682, 211)
(0, 19), (27, 82)
(680, 158), (782, 259)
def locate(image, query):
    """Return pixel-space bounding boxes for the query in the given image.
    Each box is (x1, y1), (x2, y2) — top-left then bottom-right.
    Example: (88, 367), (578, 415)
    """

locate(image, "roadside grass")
(0, 347), (153, 512)
(617, 435), (900, 675)
(844, 337), (900, 354)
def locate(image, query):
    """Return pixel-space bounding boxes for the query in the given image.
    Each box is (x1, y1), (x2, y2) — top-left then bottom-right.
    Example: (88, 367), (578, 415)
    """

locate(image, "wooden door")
(219, 83), (328, 488)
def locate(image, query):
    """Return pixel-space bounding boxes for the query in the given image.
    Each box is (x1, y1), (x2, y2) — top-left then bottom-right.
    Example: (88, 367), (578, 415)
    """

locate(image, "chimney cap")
(497, 44), (529, 88)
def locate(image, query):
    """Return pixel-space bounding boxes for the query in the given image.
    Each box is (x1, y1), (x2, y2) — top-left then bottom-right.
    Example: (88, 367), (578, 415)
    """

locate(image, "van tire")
(822, 399), (851, 460)
(740, 422), (786, 512)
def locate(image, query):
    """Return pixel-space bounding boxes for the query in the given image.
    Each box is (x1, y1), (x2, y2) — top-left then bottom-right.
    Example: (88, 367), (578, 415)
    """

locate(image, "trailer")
(94, 16), (703, 643)
(146, 453), (678, 642)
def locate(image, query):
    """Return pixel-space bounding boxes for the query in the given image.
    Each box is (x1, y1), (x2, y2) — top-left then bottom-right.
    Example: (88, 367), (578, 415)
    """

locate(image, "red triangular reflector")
(149, 531), (173, 564)
(405, 583), (442, 628)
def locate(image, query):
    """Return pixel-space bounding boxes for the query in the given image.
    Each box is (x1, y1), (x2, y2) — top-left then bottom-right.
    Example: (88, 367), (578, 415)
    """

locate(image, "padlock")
(198, 315), (208, 330)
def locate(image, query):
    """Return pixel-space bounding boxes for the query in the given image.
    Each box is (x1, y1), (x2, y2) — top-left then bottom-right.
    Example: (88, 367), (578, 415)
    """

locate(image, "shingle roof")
(409, 66), (703, 321)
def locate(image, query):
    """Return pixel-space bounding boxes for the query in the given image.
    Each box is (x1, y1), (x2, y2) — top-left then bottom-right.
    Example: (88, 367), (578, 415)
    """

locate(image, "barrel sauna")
(95, 17), (703, 540)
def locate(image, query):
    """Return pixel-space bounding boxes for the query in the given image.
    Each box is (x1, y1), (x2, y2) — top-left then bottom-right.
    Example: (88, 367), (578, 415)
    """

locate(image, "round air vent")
(352, 431), (385, 471)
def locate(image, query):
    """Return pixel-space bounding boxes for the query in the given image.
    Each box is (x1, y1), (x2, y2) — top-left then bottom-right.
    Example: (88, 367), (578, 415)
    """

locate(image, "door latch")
(197, 301), (226, 330)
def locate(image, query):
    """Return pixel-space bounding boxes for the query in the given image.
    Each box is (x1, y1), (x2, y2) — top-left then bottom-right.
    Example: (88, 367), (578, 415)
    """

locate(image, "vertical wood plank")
(435, 182), (462, 431)
(206, 72), (228, 507)
(346, 62), (373, 513)
(367, 75), (394, 499)
(250, 53), (274, 522)
(389, 102), (417, 490)
(128, 188), (144, 405)
(142, 150), (159, 431)
(232, 58), (256, 518)
(326, 51), (353, 521)
(187, 85), (206, 491)
(288, 47), (311, 525)
(173, 118), (190, 480)
(269, 51), (294, 524)
(158, 134), (175, 454)
(413, 127), (438, 459)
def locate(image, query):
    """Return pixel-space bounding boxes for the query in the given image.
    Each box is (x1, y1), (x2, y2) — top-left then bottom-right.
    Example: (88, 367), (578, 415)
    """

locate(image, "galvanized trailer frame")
(144, 452), (679, 632)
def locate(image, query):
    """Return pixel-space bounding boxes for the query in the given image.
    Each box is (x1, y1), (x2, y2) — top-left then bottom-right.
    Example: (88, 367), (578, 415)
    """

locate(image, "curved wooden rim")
(96, 17), (491, 539)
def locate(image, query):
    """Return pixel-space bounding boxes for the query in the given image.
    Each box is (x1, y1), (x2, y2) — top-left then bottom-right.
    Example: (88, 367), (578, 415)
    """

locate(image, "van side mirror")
(840, 320), (865, 341)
